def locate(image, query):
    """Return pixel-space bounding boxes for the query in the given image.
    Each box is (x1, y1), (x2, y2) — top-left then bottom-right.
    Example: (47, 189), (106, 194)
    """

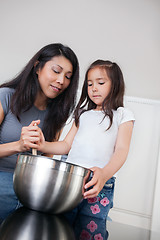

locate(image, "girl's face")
(36, 56), (73, 100)
(87, 67), (112, 110)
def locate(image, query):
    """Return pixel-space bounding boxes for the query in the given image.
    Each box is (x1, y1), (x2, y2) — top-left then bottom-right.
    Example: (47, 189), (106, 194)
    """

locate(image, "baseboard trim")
(108, 207), (151, 230)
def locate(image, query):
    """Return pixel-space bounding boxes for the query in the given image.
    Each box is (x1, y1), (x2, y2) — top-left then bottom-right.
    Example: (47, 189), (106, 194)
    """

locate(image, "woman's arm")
(0, 103), (41, 158)
(84, 120), (134, 199)
(36, 121), (78, 155)
(0, 102), (21, 157)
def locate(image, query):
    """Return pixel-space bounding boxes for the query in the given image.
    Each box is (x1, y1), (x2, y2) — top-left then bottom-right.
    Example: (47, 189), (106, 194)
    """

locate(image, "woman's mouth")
(50, 85), (61, 92)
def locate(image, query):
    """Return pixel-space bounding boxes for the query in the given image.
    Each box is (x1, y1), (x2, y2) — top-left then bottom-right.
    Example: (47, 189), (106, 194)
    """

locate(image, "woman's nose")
(56, 74), (65, 85)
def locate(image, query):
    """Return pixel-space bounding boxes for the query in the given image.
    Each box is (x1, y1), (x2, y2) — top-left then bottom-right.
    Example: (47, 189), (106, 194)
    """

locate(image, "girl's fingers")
(84, 167), (99, 189)
(85, 177), (97, 189)
(83, 187), (98, 199)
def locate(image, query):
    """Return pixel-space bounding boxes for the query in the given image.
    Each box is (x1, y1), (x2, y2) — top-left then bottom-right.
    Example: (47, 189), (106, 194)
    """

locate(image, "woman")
(0, 43), (79, 223)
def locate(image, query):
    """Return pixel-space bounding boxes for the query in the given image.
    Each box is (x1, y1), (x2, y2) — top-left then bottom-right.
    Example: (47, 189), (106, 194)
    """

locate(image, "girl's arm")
(83, 120), (134, 199)
(36, 121), (78, 155)
(42, 128), (64, 158)
(0, 102), (41, 158)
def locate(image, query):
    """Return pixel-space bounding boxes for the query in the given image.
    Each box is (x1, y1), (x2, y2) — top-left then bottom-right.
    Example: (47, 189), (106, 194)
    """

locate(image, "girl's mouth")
(93, 95), (101, 98)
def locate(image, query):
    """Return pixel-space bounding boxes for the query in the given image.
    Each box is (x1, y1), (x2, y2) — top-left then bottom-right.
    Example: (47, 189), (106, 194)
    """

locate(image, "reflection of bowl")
(13, 154), (91, 214)
(0, 207), (75, 240)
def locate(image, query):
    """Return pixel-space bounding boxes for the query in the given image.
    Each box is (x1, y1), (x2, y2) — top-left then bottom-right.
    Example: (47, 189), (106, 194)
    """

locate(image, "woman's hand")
(18, 120), (41, 152)
(83, 167), (107, 199)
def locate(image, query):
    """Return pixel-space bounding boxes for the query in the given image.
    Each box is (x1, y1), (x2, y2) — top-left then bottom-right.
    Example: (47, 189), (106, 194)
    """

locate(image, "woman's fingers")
(19, 120), (41, 151)
(29, 120), (40, 127)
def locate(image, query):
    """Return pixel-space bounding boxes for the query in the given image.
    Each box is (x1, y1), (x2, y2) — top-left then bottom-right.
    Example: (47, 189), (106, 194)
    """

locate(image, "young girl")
(34, 60), (135, 237)
(0, 43), (79, 223)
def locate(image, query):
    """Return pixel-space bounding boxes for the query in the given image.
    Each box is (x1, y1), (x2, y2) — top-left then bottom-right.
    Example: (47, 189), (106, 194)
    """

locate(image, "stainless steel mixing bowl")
(13, 154), (91, 214)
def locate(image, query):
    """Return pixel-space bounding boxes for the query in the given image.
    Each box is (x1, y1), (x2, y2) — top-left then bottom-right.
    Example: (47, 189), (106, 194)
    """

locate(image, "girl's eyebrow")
(88, 78), (105, 81)
(96, 77), (104, 80)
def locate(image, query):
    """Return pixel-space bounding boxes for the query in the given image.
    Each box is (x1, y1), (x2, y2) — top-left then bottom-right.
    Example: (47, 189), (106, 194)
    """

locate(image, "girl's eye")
(99, 82), (105, 85)
(87, 81), (92, 86)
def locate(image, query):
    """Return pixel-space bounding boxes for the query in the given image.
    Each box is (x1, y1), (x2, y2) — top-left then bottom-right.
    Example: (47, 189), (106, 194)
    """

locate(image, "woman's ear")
(34, 61), (39, 74)
(34, 61), (39, 67)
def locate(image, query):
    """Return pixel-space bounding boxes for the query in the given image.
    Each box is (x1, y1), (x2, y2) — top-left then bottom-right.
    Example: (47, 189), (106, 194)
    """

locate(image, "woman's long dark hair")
(0, 43), (79, 141)
(74, 60), (125, 129)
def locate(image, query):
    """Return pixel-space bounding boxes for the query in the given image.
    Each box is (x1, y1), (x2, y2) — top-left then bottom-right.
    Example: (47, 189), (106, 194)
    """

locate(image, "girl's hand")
(83, 167), (107, 199)
(35, 128), (46, 152)
(18, 120), (41, 152)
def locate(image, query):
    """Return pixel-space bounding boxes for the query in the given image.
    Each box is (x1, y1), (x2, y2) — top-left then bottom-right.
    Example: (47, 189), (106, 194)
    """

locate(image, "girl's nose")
(92, 84), (97, 92)
(56, 74), (65, 85)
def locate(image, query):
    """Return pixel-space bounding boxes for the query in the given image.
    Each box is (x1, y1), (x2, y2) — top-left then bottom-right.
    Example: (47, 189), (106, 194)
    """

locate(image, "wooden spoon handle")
(32, 148), (37, 156)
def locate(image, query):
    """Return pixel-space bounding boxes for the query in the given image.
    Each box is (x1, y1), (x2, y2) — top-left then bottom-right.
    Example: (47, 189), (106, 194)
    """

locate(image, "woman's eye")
(99, 82), (105, 85)
(53, 70), (59, 74)
(65, 75), (71, 80)
(52, 67), (60, 74)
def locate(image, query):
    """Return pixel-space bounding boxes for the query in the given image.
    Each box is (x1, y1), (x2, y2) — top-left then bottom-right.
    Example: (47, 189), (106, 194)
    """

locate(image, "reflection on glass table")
(0, 207), (75, 240)
(0, 207), (109, 240)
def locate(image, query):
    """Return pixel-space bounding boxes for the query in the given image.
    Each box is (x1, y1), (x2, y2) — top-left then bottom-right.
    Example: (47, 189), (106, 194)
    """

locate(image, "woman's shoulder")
(114, 107), (135, 125)
(0, 87), (15, 113)
(0, 87), (15, 96)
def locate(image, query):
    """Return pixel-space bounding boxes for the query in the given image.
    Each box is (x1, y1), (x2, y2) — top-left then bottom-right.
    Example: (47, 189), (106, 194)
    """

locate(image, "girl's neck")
(95, 105), (102, 111)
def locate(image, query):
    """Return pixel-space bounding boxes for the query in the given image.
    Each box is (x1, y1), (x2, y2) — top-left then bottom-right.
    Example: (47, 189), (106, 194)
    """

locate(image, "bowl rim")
(16, 153), (93, 176)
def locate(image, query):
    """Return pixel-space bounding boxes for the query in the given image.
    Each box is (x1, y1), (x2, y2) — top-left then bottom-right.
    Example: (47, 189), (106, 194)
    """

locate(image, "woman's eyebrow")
(56, 64), (72, 73)
(55, 64), (63, 70)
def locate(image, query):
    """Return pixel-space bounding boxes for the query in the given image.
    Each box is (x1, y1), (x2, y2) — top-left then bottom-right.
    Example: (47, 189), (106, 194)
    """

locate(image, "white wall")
(109, 96), (160, 230)
(0, 0), (160, 100)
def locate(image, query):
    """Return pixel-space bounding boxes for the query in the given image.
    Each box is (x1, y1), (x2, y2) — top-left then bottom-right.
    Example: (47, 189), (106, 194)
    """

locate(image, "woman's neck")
(34, 91), (48, 110)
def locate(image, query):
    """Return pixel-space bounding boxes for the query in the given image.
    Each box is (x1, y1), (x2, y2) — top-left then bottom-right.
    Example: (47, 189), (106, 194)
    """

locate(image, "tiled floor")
(107, 221), (151, 240)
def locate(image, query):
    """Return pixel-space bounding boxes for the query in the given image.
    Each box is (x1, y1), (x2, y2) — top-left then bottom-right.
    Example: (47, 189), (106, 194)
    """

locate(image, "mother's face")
(36, 56), (73, 99)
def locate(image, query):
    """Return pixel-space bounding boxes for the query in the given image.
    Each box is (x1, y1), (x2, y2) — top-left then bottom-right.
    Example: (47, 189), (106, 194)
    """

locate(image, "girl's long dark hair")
(74, 60), (125, 129)
(0, 43), (79, 141)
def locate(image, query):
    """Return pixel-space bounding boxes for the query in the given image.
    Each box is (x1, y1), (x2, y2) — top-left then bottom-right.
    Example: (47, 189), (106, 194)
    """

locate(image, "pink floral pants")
(64, 177), (115, 240)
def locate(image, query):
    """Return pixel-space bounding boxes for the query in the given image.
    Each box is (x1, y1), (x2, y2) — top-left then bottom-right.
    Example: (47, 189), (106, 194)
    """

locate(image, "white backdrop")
(0, 0), (160, 100)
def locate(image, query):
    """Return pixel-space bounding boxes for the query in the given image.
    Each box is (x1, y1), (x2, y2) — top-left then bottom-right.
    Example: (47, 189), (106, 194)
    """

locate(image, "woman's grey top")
(0, 87), (48, 172)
